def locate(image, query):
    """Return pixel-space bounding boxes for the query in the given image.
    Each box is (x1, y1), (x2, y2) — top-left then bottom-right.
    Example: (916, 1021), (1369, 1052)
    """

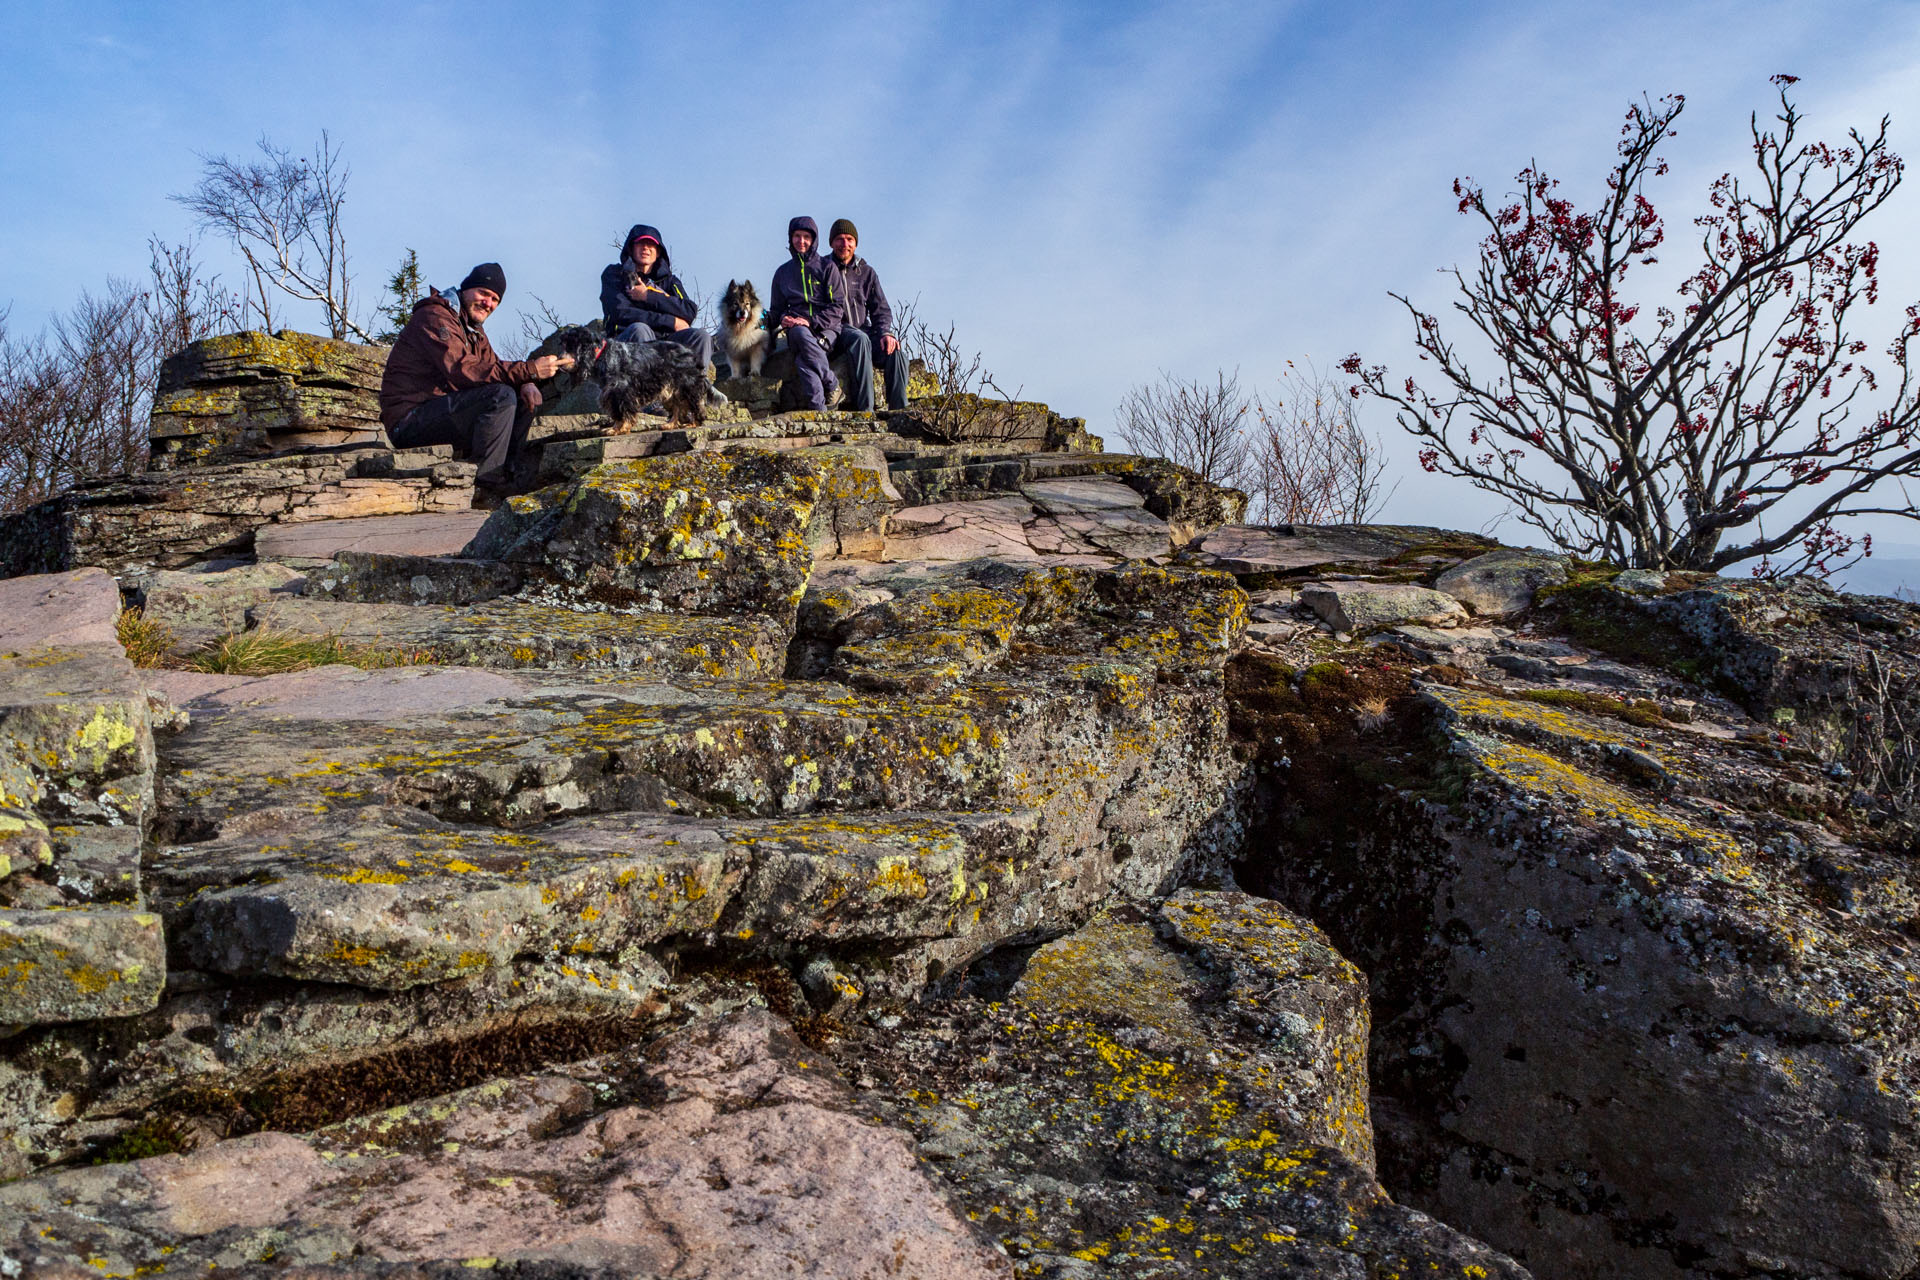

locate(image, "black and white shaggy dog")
(553, 326), (710, 430)
(717, 279), (771, 378)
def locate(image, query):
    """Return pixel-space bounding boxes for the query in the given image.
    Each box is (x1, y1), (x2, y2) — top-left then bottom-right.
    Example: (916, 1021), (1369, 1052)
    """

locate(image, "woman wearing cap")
(598, 223), (714, 372)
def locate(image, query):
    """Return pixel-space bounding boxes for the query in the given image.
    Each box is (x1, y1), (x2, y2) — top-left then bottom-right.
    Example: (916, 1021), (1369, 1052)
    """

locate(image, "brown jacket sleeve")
(418, 307), (538, 390)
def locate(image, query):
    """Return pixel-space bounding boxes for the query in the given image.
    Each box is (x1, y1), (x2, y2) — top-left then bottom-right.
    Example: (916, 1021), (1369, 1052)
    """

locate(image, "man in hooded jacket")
(599, 224), (714, 371)
(769, 216), (873, 412)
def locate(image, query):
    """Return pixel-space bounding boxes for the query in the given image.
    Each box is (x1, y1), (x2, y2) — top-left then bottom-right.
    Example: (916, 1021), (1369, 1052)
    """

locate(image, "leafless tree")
(0, 281), (153, 512)
(1251, 361), (1397, 523)
(145, 236), (248, 352)
(0, 240), (250, 513)
(1115, 369), (1251, 488)
(174, 131), (368, 341)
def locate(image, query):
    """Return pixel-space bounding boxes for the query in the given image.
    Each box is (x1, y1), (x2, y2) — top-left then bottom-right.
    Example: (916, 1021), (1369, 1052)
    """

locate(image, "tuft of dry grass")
(115, 608), (176, 669)
(185, 628), (434, 676)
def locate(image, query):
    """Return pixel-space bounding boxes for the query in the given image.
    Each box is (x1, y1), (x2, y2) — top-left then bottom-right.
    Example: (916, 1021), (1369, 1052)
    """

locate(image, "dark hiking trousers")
(388, 383), (531, 488)
(616, 322), (715, 373)
(875, 337), (909, 410)
(788, 325), (874, 411)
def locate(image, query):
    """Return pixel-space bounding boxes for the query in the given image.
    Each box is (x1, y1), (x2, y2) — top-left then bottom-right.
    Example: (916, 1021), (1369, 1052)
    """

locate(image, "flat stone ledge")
(254, 511), (491, 566)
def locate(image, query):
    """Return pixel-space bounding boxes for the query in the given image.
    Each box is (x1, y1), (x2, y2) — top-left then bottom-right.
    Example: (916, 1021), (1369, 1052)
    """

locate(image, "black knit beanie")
(829, 218), (858, 245)
(458, 263), (507, 298)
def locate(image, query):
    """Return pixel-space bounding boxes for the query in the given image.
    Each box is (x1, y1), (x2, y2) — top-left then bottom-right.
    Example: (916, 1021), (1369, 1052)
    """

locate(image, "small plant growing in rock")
(1346, 80), (1920, 577)
(185, 628), (432, 676)
(895, 308), (1025, 443)
(114, 608), (175, 669)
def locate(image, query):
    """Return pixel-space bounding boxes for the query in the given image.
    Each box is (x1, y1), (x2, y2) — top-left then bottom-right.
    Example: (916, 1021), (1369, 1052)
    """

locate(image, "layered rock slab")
(146, 330), (387, 470)
(250, 596), (788, 680)
(1233, 620), (1920, 1280)
(839, 890), (1527, 1278)
(153, 804), (1042, 995)
(1193, 523), (1493, 576)
(0, 449), (473, 583)
(3, 1009), (1010, 1278)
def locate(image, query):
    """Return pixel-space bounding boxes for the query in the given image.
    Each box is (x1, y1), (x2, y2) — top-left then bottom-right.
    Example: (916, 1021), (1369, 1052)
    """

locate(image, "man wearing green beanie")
(828, 219), (910, 411)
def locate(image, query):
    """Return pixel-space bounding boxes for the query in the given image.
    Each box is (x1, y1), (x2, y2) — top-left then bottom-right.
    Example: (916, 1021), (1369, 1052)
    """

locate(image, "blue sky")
(8, 0), (1920, 563)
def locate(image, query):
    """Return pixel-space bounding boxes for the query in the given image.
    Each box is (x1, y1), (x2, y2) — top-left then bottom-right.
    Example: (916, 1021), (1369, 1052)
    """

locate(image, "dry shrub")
(1114, 369), (1251, 489)
(896, 304), (1025, 443)
(1251, 361), (1394, 524)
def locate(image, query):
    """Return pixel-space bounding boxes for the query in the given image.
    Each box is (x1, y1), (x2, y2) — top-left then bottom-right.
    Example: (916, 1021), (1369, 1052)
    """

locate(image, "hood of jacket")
(622, 223), (674, 276)
(787, 216), (822, 257)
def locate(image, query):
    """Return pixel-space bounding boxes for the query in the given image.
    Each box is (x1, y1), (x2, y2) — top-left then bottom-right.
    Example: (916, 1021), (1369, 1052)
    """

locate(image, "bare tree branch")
(1252, 361), (1397, 522)
(173, 131), (369, 341)
(1346, 82), (1920, 578)
(1115, 369), (1252, 488)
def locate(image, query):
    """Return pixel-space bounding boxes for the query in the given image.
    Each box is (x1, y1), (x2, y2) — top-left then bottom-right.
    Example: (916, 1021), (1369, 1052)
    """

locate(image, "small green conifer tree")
(376, 249), (423, 341)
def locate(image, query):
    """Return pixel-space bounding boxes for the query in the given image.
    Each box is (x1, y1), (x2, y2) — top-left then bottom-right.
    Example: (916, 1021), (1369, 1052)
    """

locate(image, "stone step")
(152, 804), (1043, 994)
(248, 596), (789, 679)
(253, 510), (490, 567)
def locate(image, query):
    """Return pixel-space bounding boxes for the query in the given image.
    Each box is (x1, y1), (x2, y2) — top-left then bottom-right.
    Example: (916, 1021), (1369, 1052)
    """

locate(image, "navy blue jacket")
(600, 223), (698, 334)
(770, 216), (845, 340)
(833, 254), (894, 343)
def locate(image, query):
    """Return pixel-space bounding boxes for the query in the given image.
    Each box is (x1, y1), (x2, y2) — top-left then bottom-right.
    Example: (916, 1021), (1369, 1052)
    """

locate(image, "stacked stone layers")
(148, 330), (388, 469)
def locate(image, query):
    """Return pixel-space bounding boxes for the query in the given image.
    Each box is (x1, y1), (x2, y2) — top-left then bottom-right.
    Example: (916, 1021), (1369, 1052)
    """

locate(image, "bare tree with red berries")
(1344, 80), (1920, 576)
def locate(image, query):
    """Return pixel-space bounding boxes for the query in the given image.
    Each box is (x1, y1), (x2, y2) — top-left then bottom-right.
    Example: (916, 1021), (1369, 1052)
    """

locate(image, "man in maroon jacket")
(378, 263), (571, 504)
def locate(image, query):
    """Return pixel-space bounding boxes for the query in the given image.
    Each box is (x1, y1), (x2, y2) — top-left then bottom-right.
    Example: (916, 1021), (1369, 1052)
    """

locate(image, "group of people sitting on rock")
(376, 217), (908, 507)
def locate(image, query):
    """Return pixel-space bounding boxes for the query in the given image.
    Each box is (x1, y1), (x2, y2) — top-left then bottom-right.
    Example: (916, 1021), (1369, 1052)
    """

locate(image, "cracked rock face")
(1227, 565), (1920, 1280)
(836, 889), (1527, 1279)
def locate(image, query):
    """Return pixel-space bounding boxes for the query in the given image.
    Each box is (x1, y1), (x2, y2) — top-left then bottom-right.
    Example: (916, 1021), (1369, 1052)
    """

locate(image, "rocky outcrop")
(1223, 556), (1920, 1280)
(0, 570), (162, 1026)
(0, 446), (474, 585)
(21, 313), (1913, 1280)
(147, 330), (388, 470)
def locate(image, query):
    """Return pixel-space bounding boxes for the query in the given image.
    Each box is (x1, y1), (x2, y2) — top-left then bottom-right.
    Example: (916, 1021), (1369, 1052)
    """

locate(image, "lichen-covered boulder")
(0, 906), (164, 1025)
(147, 330), (387, 470)
(1434, 546), (1569, 616)
(464, 452), (828, 622)
(1300, 579), (1468, 633)
(837, 890), (1529, 1278)
(793, 559), (1247, 691)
